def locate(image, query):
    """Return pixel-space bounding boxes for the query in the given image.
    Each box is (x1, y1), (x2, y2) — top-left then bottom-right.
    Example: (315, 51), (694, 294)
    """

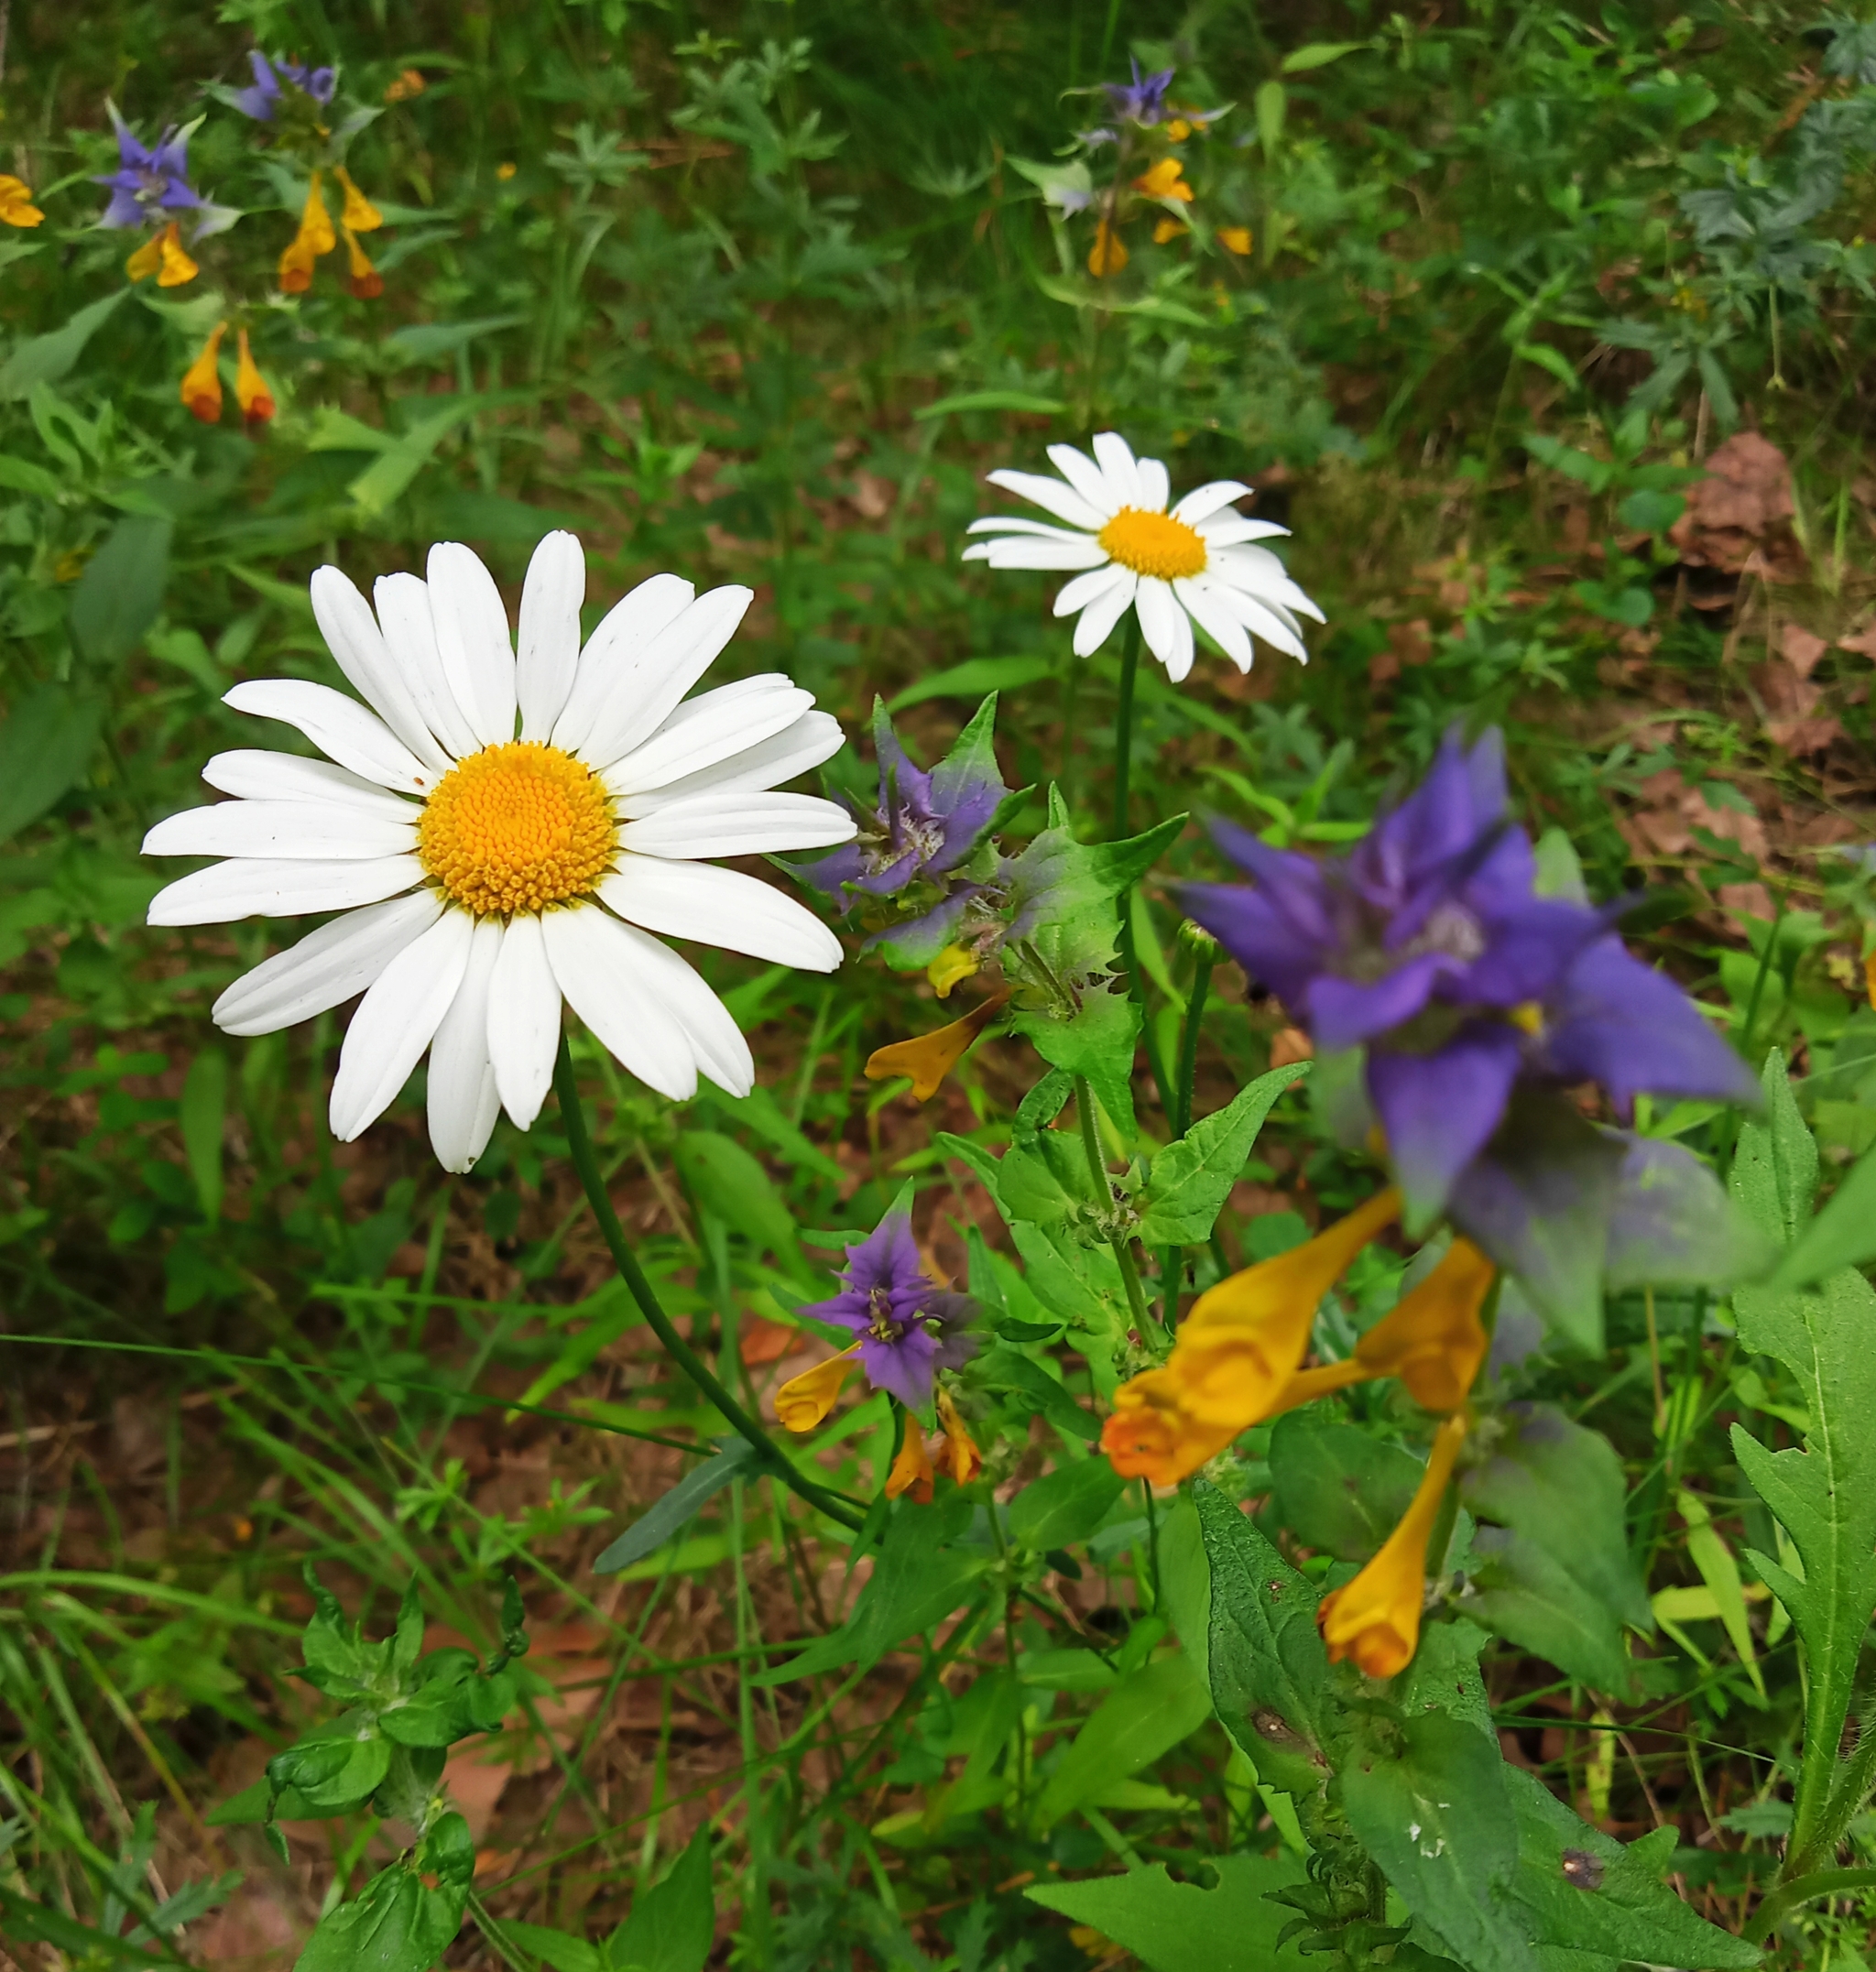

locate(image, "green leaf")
(1731, 1049), (1816, 1249)
(1500, 1767), (1759, 1967)
(501, 1925), (601, 1972)
(180, 1048), (227, 1225)
(1008, 1458), (1127, 1552)
(1268, 1411), (1420, 1562)
(673, 1130), (802, 1272)
(0, 684), (104, 843)
(0, 1891), (171, 1966)
(913, 389), (1067, 421)
(1136, 1062), (1310, 1246)
(593, 1439), (761, 1574)
(0, 453), (62, 497)
(1342, 1712), (1540, 1972)
(70, 514), (173, 667)
(1466, 1524), (1638, 1693)
(994, 1128), (1091, 1234)
(887, 656), (1055, 713)
(1026, 1853), (1309, 1972)
(1011, 987), (1141, 1146)
(1281, 40), (1369, 71)
(294, 1852), (466, 1972)
(1030, 1651), (1211, 1831)
(977, 1338), (1102, 1439)
(0, 290), (127, 400)
(1769, 1138), (1876, 1288)
(609, 1825), (715, 1972)
(268, 1721), (392, 1813)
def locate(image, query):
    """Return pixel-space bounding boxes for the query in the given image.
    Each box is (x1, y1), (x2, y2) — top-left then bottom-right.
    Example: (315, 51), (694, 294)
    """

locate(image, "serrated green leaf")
(1009, 988), (1141, 1145)
(1136, 1062), (1310, 1246)
(1731, 1049), (1816, 1248)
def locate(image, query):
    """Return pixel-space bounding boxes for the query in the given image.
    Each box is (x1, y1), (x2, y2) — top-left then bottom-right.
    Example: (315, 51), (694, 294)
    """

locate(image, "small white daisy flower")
(962, 430), (1324, 683)
(143, 532), (856, 1171)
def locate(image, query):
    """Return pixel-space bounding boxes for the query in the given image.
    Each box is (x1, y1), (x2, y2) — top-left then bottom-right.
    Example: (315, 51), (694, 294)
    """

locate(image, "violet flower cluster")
(96, 108), (203, 229)
(233, 52), (337, 121)
(802, 1213), (976, 1411)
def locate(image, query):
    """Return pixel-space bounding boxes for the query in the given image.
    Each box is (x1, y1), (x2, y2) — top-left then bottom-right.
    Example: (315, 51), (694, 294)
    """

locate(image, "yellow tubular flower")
(1170, 1188), (1402, 1429)
(774, 1344), (861, 1433)
(925, 943), (979, 999)
(1352, 1238), (1495, 1414)
(343, 226), (385, 300)
(156, 223), (199, 287)
(1152, 217), (1186, 245)
(125, 234), (166, 281)
(1100, 1367), (1239, 1486)
(0, 175), (43, 227)
(234, 329), (275, 427)
(278, 172), (336, 293)
(179, 321), (227, 424)
(1133, 158), (1195, 202)
(886, 1424), (934, 1502)
(1217, 225), (1253, 256)
(865, 993), (1007, 1102)
(1088, 219), (1129, 277)
(1317, 1412), (1467, 1679)
(334, 166), (383, 233)
(934, 1387), (982, 1484)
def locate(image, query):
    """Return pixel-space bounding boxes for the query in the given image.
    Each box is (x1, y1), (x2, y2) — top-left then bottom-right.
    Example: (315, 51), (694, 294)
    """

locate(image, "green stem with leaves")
(1073, 1073), (1155, 1340)
(551, 1037), (863, 1531)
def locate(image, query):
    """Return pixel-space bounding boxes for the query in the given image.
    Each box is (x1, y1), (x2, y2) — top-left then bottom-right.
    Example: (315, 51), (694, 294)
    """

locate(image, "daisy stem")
(1110, 614), (1140, 838)
(551, 1038), (865, 1531)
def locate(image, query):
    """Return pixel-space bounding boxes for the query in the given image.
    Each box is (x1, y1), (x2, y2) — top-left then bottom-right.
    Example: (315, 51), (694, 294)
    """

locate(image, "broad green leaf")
(1026, 1853), (1309, 1972)
(1729, 1258), (1876, 1871)
(1500, 1767), (1759, 1967)
(594, 1440), (761, 1574)
(1731, 1050), (1816, 1248)
(700, 1084), (845, 1184)
(1136, 1062), (1310, 1246)
(0, 684), (104, 843)
(1342, 1712), (1539, 1972)
(180, 1049), (227, 1225)
(995, 1128), (1092, 1233)
(977, 1339), (1101, 1439)
(0, 290), (127, 400)
(383, 313), (529, 364)
(1011, 987), (1141, 1146)
(1269, 1411), (1420, 1562)
(70, 514), (173, 668)
(295, 1847), (467, 1972)
(1394, 1617), (1494, 1735)
(501, 1925), (601, 1972)
(267, 1721), (392, 1812)
(1030, 1651), (1210, 1831)
(1466, 1525), (1637, 1693)
(1281, 40), (1369, 71)
(673, 1130), (802, 1272)
(1770, 1138), (1876, 1287)
(0, 453), (61, 497)
(347, 400), (486, 517)
(610, 1825), (714, 1972)
(1007, 1457), (1126, 1552)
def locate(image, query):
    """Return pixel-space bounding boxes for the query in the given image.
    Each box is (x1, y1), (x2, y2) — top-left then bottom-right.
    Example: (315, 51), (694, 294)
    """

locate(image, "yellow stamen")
(234, 328), (275, 427)
(1168, 1188), (1402, 1429)
(865, 994), (1007, 1102)
(1097, 507), (1209, 582)
(885, 1424), (934, 1502)
(934, 1388), (982, 1484)
(1133, 158), (1194, 202)
(1507, 1000), (1543, 1037)
(1101, 1367), (1238, 1487)
(179, 322), (226, 424)
(1353, 1238), (1494, 1413)
(417, 742), (619, 918)
(1217, 225), (1252, 256)
(1317, 1412), (1467, 1679)
(0, 174), (43, 227)
(775, 1345), (861, 1433)
(1166, 118), (1193, 141)
(1088, 219), (1129, 278)
(925, 942), (980, 999)
(279, 172), (336, 293)
(125, 233), (165, 282)
(334, 166), (382, 233)
(343, 225), (385, 300)
(156, 222), (199, 287)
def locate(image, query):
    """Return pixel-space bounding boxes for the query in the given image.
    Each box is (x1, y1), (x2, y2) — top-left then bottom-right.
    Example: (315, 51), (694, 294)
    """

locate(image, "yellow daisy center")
(418, 741), (617, 918)
(1097, 506), (1208, 581)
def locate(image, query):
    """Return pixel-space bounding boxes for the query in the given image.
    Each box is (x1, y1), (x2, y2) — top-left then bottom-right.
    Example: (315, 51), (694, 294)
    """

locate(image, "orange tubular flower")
(1217, 225), (1253, 256)
(0, 174), (44, 227)
(1351, 1239), (1494, 1413)
(1101, 1367), (1239, 1487)
(934, 1387), (982, 1484)
(886, 1423), (935, 1503)
(1133, 158), (1195, 202)
(234, 329), (276, 428)
(125, 233), (166, 281)
(774, 1344), (861, 1433)
(1170, 1188), (1402, 1430)
(1088, 219), (1129, 278)
(865, 993), (1007, 1102)
(1317, 1412), (1467, 1680)
(1152, 217), (1186, 245)
(343, 226), (385, 300)
(179, 322), (227, 424)
(334, 166), (383, 233)
(279, 172), (336, 293)
(156, 223), (199, 287)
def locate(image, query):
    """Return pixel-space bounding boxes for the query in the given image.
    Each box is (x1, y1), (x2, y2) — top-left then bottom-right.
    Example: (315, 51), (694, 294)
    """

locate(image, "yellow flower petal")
(234, 328), (275, 427)
(179, 321), (227, 424)
(0, 175), (43, 227)
(1216, 225), (1252, 256)
(279, 173), (336, 291)
(886, 1423), (934, 1502)
(1352, 1238), (1493, 1413)
(335, 167), (383, 234)
(1152, 216), (1186, 245)
(934, 1387), (983, 1484)
(1317, 1412), (1467, 1679)
(1100, 1367), (1239, 1487)
(774, 1345), (861, 1433)
(1088, 219), (1129, 278)
(1133, 158), (1194, 202)
(343, 225), (385, 299)
(925, 943), (980, 999)
(865, 993), (1006, 1102)
(125, 234), (165, 282)
(156, 223), (199, 288)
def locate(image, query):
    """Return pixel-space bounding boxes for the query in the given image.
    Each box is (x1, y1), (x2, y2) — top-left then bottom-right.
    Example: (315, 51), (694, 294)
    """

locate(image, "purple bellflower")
(233, 51), (337, 121)
(802, 1212), (976, 1411)
(1182, 727), (1757, 1247)
(96, 108), (203, 228)
(1105, 58), (1175, 125)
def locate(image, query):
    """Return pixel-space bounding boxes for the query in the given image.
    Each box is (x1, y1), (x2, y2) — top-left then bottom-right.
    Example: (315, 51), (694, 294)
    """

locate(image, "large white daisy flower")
(143, 533), (856, 1172)
(961, 430), (1324, 683)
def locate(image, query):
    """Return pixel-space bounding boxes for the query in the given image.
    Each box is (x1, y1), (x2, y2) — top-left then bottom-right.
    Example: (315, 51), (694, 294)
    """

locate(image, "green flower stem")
(1060, 643), (1083, 809)
(1074, 1073), (1156, 1342)
(1111, 614), (1141, 838)
(551, 1037), (864, 1531)
(1174, 942), (1215, 1139)
(1745, 1867), (1876, 1944)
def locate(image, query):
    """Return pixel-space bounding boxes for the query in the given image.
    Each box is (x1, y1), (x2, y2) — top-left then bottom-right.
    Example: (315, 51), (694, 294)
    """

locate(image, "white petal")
(143, 801), (417, 861)
(1174, 577), (1254, 670)
(606, 677), (813, 796)
(1200, 579), (1310, 659)
(202, 751), (421, 821)
(310, 567), (453, 776)
(963, 516), (1099, 542)
(1052, 563), (1128, 619)
(619, 792), (856, 860)
(1040, 446), (1123, 521)
(1164, 595), (1196, 681)
(540, 907), (696, 1102)
(374, 573), (484, 760)
(517, 530), (586, 743)
(427, 542), (518, 747)
(1172, 479), (1257, 525)
(621, 932), (754, 1097)
(617, 710), (845, 813)
(983, 466), (1109, 531)
(1072, 569), (1138, 656)
(1135, 455), (1171, 512)
(213, 891), (443, 1038)
(600, 858), (843, 971)
(485, 912), (562, 1130)
(575, 586), (755, 771)
(1210, 544), (1326, 622)
(330, 910), (474, 1141)
(147, 855), (425, 927)
(224, 681), (433, 794)
(428, 917), (504, 1171)
(551, 572), (695, 756)
(1196, 517), (1291, 547)
(1092, 432), (1145, 509)
(973, 539), (1109, 572)
(1134, 577), (1183, 669)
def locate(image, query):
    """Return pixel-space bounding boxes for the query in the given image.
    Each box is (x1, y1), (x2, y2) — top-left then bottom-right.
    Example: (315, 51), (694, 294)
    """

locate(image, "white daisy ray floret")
(961, 430), (1325, 683)
(143, 533), (856, 1172)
